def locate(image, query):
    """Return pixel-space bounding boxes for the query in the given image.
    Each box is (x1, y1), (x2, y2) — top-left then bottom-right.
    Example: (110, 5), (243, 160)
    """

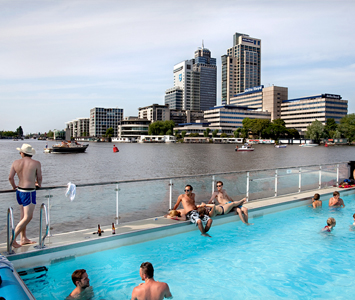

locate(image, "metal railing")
(1, 162), (349, 243)
(34, 204), (49, 249)
(7, 207), (15, 254)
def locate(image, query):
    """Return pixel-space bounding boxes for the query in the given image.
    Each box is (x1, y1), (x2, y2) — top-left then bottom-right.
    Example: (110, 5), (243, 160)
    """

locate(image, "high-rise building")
(138, 104), (170, 122)
(222, 32), (261, 105)
(89, 107), (123, 137)
(165, 46), (217, 111)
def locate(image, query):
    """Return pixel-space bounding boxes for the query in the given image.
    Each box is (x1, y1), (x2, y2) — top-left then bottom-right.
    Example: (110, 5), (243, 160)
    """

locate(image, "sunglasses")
(216, 185), (223, 187)
(184, 189), (190, 192)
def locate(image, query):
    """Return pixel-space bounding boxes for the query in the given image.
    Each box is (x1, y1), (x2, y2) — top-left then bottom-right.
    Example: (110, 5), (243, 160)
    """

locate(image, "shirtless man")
(209, 181), (252, 225)
(312, 193), (322, 208)
(329, 191), (345, 207)
(131, 262), (172, 300)
(172, 185), (212, 237)
(68, 269), (90, 298)
(8, 144), (42, 248)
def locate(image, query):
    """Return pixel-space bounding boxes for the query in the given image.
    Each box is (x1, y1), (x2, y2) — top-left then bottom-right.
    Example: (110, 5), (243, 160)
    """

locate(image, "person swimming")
(323, 217), (336, 232)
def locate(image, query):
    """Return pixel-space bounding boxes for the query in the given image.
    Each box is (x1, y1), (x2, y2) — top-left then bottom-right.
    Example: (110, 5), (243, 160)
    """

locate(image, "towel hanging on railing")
(65, 182), (76, 201)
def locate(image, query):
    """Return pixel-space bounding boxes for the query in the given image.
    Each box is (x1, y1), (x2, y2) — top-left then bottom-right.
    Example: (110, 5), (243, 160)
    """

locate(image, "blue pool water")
(24, 193), (355, 300)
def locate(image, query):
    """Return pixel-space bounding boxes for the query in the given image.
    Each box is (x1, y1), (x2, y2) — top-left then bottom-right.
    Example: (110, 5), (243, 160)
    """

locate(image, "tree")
(324, 118), (338, 139)
(338, 114), (355, 142)
(233, 128), (241, 138)
(270, 119), (287, 140)
(174, 130), (179, 136)
(181, 131), (187, 139)
(47, 130), (54, 138)
(287, 128), (300, 139)
(105, 127), (114, 137)
(252, 119), (271, 138)
(220, 133), (228, 138)
(203, 128), (210, 137)
(16, 126), (23, 137)
(212, 129), (219, 138)
(148, 120), (175, 135)
(166, 129), (172, 136)
(242, 118), (253, 138)
(305, 120), (324, 144)
(189, 133), (199, 137)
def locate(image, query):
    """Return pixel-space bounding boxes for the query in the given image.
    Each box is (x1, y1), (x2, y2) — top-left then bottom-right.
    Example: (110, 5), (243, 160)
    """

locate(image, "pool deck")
(2, 186), (353, 269)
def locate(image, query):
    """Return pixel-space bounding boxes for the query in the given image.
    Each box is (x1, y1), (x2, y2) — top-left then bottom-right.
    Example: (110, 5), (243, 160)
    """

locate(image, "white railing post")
(319, 165), (322, 189)
(298, 167), (302, 193)
(246, 172), (250, 201)
(212, 175), (215, 193)
(169, 179), (173, 209)
(337, 164), (339, 186)
(45, 192), (53, 237)
(115, 184), (119, 225)
(275, 169), (278, 197)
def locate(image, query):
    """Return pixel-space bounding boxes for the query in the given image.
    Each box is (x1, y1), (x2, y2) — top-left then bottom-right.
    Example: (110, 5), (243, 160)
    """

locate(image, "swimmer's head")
(327, 217), (336, 227)
(313, 193), (320, 200)
(333, 191), (340, 197)
(353, 213), (355, 219)
(168, 210), (181, 217)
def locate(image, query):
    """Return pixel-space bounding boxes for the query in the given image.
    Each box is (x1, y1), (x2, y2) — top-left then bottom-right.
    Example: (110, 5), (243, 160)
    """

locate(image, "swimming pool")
(22, 193), (355, 299)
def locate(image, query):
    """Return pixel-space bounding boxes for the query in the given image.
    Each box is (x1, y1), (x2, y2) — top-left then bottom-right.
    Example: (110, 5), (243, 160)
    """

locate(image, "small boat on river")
(51, 141), (89, 153)
(299, 143), (319, 147)
(275, 145), (287, 148)
(235, 144), (254, 151)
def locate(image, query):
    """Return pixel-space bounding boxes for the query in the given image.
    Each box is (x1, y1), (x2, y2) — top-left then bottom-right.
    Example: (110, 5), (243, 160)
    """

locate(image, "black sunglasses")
(184, 189), (190, 192)
(217, 185), (222, 187)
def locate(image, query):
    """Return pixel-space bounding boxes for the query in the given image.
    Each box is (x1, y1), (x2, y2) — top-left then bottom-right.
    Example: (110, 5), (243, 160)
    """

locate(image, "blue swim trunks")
(16, 188), (36, 207)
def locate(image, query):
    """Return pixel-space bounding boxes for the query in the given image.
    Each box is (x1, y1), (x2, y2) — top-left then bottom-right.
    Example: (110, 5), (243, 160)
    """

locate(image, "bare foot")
(246, 223), (254, 226)
(21, 239), (37, 245)
(202, 233), (212, 237)
(12, 241), (22, 248)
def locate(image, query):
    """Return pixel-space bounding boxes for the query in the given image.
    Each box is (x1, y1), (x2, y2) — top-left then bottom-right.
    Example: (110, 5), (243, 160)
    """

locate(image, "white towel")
(65, 182), (76, 201)
(0, 254), (14, 271)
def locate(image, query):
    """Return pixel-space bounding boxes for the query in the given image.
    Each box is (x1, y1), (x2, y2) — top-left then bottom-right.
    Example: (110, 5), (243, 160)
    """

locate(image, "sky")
(0, 0), (354, 134)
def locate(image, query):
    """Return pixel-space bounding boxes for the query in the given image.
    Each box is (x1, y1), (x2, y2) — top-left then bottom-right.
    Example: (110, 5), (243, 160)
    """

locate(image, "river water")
(0, 139), (354, 242)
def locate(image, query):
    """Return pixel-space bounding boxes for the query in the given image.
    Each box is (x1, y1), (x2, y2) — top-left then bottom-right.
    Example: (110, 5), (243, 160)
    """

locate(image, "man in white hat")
(9, 143), (42, 248)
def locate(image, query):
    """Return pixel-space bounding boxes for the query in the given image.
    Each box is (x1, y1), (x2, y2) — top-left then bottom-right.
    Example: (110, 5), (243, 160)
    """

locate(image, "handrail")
(34, 203), (49, 249)
(7, 207), (15, 255)
(0, 161), (349, 193)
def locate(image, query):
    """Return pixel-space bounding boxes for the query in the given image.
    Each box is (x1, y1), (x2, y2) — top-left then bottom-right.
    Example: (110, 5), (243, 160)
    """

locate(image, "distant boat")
(299, 143), (319, 147)
(275, 145), (287, 148)
(235, 145), (254, 151)
(51, 141), (89, 153)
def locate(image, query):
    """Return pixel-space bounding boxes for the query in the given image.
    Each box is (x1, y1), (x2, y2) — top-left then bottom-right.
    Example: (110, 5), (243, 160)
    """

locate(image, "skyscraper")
(222, 32), (261, 105)
(165, 46), (217, 111)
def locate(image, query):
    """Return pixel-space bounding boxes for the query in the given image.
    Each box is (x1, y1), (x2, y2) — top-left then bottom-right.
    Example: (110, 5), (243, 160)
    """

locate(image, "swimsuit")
(323, 226), (331, 232)
(186, 210), (210, 226)
(236, 205), (243, 209)
(219, 206), (225, 215)
(16, 187), (36, 207)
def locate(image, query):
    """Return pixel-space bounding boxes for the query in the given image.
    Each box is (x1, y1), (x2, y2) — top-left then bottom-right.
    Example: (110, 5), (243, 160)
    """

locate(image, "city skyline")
(1, 0), (354, 134)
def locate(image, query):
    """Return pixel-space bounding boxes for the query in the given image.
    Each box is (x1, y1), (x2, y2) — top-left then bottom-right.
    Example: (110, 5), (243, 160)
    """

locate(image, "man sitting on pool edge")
(68, 269), (91, 298)
(172, 184), (213, 237)
(209, 181), (252, 225)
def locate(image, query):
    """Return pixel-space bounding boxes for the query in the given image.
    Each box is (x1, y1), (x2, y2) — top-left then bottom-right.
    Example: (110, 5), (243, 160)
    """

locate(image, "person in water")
(172, 184), (213, 237)
(329, 191), (345, 207)
(209, 181), (252, 225)
(68, 269), (90, 298)
(131, 262), (172, 300)
(323, 217), (336, 232)
(312, 193), (322, 208)
(9, 143), (42, 248)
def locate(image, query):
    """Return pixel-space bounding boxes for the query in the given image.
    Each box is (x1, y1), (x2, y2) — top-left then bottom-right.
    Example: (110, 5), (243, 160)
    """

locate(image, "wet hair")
(313, 193), (320, 200)
(185, 185), (193, 191)
(72, 269), (86, 286)
(216, 181), (223, 186)
(327, 217), (336, 226)
(353, 213), (355, 219)
(140, 262), (154, 279)
(333, 191), (340, 197)
(168, 210), (181, 217)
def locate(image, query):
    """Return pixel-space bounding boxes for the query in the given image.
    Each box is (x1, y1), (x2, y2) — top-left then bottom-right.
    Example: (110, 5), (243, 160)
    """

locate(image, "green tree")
(212, 129), (219, 138)
(252, 119), (271, 138)
(203, 128), (211, 137)
(148, 120), (175, 135)
(287, 128), (300, 139)
(270, 119), (287, 140)
(181, 131), (187, 139)
(305, 120), (324, 144)
(166, 129), (172, 136)
(47, 130), (54, 138)
(16, 126), (23, 137)
(220, 133), (228, 138)
(233, 128), (241, 138)
(338, 114), (355, 142)
(105, 127), (114, 137)
(324, 118), (338, 139)
(242, 118), (253, 138)
(189, 133), (199, 137)
(174, 130), (179, 136)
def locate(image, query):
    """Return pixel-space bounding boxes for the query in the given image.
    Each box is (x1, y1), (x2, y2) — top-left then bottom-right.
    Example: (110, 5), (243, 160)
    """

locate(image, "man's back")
(11, 157), (41, 189)
(131, 280), (171, 300)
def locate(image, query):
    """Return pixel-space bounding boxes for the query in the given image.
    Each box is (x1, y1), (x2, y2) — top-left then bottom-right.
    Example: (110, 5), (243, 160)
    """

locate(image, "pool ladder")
(7, 203), (49, 254)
